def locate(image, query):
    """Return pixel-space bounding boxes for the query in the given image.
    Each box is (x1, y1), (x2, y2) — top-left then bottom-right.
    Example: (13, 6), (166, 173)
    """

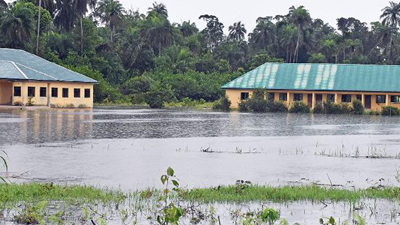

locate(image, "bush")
(239, 101), (249, 112)
(352, 100), (364, 115)
(289, 101), (310, 113)
(381, 106), (400, 116)
(247, 89), (268, 113)
(267, 101), (288, 112)
(212, 96), (231, 111)
(313, 103), (324, 114)
(145, 90), (164, 108)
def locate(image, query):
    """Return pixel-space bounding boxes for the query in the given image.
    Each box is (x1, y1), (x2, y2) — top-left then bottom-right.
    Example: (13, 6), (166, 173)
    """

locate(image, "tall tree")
(0, 5), (34, 48)
(148, 2), (167, 18)
(74, 0), (89, 54)
(381, 1), (400, 63)
(228, 21), (246, 41)
(36, 0), (41, 54)
(54, 0), (76, 32)
(199, 14), (224, 51)
(96, 0), (124, 43)
(289, 5), (311, 63)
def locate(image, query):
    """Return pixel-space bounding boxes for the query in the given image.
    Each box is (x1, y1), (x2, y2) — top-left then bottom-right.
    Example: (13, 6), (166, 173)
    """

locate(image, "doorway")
(364, 95), (371, 109)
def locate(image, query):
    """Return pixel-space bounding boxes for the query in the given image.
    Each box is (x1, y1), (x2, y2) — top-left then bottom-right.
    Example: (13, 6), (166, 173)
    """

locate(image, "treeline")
(1, 0), (400, 106)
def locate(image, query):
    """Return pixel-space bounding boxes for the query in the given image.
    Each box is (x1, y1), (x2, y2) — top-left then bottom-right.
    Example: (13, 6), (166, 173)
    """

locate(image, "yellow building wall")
(225, 89), (400, 111)
(0, 81), (13, 105)
(11, 81), (94, 108)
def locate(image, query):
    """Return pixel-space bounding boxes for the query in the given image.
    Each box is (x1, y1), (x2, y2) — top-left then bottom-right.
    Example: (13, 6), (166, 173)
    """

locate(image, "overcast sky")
(121, 0), (390, 33)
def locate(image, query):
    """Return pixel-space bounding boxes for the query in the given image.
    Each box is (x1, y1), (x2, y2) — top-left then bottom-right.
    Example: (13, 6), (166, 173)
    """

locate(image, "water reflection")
(0, 108), (400, 145)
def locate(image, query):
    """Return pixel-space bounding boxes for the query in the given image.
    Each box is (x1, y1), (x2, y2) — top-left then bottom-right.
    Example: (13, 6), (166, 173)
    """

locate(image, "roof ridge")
(10, 61), (29, 79)
(14, 62), (58, 80)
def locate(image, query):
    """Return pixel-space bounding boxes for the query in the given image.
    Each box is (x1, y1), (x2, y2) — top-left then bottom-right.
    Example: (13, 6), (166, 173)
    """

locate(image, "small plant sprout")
(155, 167), (184, 225)
(0, 150), (8, 183)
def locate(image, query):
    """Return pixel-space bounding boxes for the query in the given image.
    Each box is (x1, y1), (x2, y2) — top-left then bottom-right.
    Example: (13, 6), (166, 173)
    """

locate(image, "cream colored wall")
(0, 81), (13, 105)
(11, 81), (94, 108)
(225, 89), (400, 111)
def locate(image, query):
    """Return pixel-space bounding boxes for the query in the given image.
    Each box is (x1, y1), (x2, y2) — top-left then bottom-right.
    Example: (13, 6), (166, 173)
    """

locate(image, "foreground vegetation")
(1, 1), (400, 108)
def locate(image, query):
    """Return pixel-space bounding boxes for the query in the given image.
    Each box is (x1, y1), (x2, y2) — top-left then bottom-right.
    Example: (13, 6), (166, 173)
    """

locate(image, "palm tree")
(380, 1), (400, 63)
(36, 0), (42, 54)
(289, 5), (311, 63)
(178, 21), (198, 37)
(228, 21), (246, 41)
(0, 0), (7, 8)
(249, 17), (275, 51)
(96, 0), (125, 42)
(74, 0), (89, 54)
(0, 6), (34, 48)
(54, 0), (76, 32)
(141, 19), (175, 56)
(199, 14), (224, 50)
(148, 2), (167, 18)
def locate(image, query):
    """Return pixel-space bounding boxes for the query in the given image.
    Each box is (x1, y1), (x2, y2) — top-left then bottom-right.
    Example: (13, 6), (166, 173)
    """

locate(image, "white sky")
(121, 0), (390, 33)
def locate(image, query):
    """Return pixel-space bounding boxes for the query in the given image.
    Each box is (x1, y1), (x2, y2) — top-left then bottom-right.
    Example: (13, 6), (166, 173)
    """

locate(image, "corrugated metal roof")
(222, 63), (400, 93)
(0, 48), (97, 83)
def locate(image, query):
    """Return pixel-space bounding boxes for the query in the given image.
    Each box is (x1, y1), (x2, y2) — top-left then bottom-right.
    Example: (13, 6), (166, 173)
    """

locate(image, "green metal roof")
(222, 63), (400, 93)
(0, 48), (97, 83)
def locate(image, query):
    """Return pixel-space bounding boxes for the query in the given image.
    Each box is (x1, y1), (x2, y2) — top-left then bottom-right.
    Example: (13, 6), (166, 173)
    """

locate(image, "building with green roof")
(0, 48), (97, 107)
(222, 62), (400, 111)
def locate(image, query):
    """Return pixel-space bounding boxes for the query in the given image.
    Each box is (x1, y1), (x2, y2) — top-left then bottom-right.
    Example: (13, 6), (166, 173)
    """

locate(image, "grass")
(180, 185), (400, 203)
(0, 183), (125, 205)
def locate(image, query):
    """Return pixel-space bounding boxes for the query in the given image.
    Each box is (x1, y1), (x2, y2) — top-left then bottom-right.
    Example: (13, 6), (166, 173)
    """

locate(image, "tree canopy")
(1, 0), (400, 106)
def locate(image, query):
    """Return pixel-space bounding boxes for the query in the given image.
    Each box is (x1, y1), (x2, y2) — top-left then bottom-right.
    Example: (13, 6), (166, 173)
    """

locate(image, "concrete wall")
(225, 89), (400, 111)
(10, 81), (94, 108)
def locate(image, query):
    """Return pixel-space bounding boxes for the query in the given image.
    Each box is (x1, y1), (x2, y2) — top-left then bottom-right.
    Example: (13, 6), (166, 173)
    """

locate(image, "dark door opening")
(365, 95), (371, 109)
(316, 94), (323, 104)
(307, 94), (313, 107)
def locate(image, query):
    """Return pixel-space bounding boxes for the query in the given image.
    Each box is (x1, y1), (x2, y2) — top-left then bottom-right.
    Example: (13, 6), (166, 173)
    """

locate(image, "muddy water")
(2, 108), (400, 223)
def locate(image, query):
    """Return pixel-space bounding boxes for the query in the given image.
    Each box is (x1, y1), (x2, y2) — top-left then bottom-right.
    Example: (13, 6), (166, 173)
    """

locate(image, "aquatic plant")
(0, 150), (7, 183)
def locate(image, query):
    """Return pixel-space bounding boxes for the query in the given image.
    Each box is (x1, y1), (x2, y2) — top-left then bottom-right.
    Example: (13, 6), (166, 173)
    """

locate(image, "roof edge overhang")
(0, 78), (98, 84)
(222, 87), (400, 94)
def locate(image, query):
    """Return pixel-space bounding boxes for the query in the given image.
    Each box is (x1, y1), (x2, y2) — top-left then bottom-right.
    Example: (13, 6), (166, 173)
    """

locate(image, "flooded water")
(1, 107), (400, 189)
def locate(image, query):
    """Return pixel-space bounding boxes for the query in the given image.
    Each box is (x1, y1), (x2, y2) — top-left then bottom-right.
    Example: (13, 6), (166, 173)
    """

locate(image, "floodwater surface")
(0, 108), (400, 189)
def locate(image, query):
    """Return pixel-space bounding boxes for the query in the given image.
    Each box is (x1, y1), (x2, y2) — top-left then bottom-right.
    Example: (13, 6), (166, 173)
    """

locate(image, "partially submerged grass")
(181, 185), (400, 203)
(0, 183), (124, 205)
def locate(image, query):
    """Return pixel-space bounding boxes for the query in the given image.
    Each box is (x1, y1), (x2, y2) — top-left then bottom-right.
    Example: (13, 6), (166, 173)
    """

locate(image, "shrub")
(267, 101), (288, 112)
(381, 106), (400, 116)
(145, 90), (165, 108)
(352, 100), (364, 115)
(323, 102), (351, 114)
(247, 89), (268, 113)
(239, 101), (249, 112)
(212, 96), (231, 111)
(289, 101), (310, 113)
(313, 103), (324, 114)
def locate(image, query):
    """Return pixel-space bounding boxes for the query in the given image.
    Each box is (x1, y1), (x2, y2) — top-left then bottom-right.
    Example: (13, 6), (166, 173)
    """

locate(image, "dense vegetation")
(1, 0), (400, 107)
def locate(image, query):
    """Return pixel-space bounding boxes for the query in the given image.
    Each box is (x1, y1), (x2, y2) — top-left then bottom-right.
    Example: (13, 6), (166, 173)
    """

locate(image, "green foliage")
(289, 101), (310, 113)
(323, 102), (352, 114)
(247, 89), (268, 112)
(267, 101), (288, 113)
(313, 103), (324, 114)
(239, 101), (249, 112)
(309, 53), (326, 63)
(145, 83), (174, 108)
(352, 100), (364, 115)
(212, 96), (231, 111)
(0, 151), (7, 183)
(382, 106), (400, 116)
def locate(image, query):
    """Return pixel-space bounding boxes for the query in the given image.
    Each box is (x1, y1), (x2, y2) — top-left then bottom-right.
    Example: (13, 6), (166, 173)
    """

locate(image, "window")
(376, 95), (386, 103)
(391, 95), (400, 103)
(327, 94), (335, 102)
(294, 94), (303, 101)
(240, 92), (249, 100)
(74, 88), (81, 98)
(51, 88), (58, 98)
(356, 95), (362, 101)
(84, 89), (91, 98)
(341, 94), (351, 103)
(14, 86), (21, 97)
(268, 93), (275, 101)
(62, 88), (69, 98)
(40, 87), (47, 97)
(279, 93), (287, 101)
(27, 87), (35, 97)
